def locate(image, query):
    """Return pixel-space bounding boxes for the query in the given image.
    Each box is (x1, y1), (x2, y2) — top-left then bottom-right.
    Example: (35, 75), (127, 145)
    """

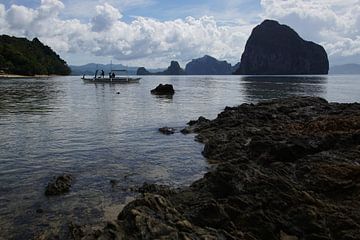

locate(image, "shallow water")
(0, 75), (359, 238)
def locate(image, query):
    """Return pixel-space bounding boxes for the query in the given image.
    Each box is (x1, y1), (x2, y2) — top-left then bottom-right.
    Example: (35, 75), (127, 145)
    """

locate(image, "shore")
(40, 96), (360, 239)
(0, 74), (58, 79)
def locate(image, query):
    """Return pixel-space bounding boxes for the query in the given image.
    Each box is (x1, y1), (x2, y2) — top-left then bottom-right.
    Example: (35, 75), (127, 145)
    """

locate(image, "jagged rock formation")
(71, 97), (360, 240)
(185, 55), (232, 75)
(161, 61), (186, 75)
(136, 67), (151, 75)
(136, 61), (185, 75)
(0, 35), (70, 75)
(234, 20), (329, 75)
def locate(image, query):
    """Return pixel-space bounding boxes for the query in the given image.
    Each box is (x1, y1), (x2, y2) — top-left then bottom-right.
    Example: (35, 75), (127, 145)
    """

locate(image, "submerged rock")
(45, 174), (73, 196)
(159, 127), (176, 135)
(234, 20), (329, 75)
(150, 84), (175, 95)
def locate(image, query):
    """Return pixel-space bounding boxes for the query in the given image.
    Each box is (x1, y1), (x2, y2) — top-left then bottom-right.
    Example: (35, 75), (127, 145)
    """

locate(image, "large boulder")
(150, 84), (175, 95)
(234, 20), (329, 75)
(185, 55), (232, 75)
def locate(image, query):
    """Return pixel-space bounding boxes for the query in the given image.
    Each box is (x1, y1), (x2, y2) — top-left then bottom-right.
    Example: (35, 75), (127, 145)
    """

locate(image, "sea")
(0, 75), (359, 239)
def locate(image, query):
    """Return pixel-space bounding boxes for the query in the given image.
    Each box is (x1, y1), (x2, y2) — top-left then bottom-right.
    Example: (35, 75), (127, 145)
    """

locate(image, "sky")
(0, 0), (359, 67)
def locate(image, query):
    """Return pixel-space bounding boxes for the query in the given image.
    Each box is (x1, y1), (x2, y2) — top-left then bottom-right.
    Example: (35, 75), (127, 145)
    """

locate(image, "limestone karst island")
(0, 1), (359, 240)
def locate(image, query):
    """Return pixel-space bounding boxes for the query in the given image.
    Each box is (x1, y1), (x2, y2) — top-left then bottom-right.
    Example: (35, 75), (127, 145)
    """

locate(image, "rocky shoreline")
(53, 97), (360, 239)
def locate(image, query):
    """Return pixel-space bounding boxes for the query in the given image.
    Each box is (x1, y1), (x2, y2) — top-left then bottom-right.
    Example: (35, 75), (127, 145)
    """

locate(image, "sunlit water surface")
(0, 75), (359, 238)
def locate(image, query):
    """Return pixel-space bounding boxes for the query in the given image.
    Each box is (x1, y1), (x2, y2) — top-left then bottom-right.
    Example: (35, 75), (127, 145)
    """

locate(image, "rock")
(161, 61), (186, 75)
(158, 127), (176, 135)
(150, 84), (175, 95)
(45, 97), (360, 239)
(181, 116), (210, 134)
(138, 183), (177, 197)
(136, 67), (151, 75)
(185, 55), (232, 75)
(45, 174), (73, 196)
(234, 19), (329, 75)
(137, 61), (185, 75)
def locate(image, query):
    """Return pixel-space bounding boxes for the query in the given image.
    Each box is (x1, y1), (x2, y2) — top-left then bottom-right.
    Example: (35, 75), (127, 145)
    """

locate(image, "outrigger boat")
(82, 69), (141, 84)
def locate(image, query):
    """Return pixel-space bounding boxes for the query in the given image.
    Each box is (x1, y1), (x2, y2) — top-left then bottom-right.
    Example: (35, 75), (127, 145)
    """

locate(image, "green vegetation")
(0, 35), (70, 76)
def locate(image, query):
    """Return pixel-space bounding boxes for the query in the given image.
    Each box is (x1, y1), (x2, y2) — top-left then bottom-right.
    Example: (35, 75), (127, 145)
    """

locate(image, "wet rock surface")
(45, 174), (73, 196)
(150, 84), (175, 95)
(158, 127), (176, 135)
(74, 97), (360, 239)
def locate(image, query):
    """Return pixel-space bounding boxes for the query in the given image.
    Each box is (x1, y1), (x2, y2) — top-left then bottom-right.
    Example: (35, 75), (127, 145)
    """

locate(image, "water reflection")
(241, 75), (327, 102)
(0, 79), (62, 115)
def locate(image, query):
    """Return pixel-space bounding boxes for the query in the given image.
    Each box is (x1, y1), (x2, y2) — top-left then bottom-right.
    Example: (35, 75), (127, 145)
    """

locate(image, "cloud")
(0, 1), (251, 66)
(6, 4), (36, 28)
(260, 0), (360, 64)
(91, 3), (122, 32)
(1, 0), (359, 66)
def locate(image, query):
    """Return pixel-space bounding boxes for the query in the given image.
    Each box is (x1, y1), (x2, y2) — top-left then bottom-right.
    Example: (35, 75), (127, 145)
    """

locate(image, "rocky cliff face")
(136, 67), (151, 75)
(234, 20), (329, 75)
(137, 61), (185, 75)
(162, 61), (186, 75)
(185, 55), (232, 75)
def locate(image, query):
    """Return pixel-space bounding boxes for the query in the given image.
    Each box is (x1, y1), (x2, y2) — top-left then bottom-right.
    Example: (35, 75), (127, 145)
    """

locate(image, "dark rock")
(45, 174), (73, 196)
(181, 116), (210, 134)
(185, 55), (232, 75)
(150, 84), (175, 95)
(137, 61), (185, 75)
(48, 97), (360, 239)
(138, 183), (177, 197)
(136, 67), (151, 75)
(36, 209), (44, 214)
(161, 61), (186, 75)
(234, 20), (329, 75)
(158, 127), (176, 135)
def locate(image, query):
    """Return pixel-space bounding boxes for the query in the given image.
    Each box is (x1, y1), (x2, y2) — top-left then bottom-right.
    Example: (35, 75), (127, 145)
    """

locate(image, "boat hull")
(82, 77), (141, 84)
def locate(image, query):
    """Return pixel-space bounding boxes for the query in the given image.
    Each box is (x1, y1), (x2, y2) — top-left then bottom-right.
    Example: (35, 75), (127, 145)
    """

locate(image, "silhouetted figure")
(95, 70), (98, 78)
(112, 72), (115, 78)
(101, 70), (105, 78)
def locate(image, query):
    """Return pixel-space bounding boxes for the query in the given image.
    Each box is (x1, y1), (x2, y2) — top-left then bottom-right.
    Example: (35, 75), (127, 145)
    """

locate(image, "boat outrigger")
(81, 69), (141, 84)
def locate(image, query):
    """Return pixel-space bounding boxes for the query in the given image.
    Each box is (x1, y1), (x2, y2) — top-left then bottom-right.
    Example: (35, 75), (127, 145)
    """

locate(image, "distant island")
(330, 64), (360, 74)
(0, 35), (70, 76)
(136, 57), (239, 76)
(185, 55), (232, 75)
(234, 20), (329, 75)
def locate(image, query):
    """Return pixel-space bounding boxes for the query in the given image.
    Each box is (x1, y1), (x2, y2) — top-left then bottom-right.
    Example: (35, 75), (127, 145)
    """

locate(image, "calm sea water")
(0, 75), (359, 238)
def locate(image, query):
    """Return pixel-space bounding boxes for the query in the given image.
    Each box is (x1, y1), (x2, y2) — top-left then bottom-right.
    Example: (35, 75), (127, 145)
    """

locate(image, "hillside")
(185, 55), (232, 75)
(0, 35), (70, 76)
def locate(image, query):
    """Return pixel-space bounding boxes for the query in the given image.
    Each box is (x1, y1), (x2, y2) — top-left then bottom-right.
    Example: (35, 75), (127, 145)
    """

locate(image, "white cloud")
(6, 4), (36, 28)
(0, 0), (359, 66)
(0, 1), (250, 66)
(91, 3), (122, 32)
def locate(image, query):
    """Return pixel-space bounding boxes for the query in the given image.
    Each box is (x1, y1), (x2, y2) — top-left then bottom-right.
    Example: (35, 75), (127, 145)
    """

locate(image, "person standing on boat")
(101, 70), (105, 78)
